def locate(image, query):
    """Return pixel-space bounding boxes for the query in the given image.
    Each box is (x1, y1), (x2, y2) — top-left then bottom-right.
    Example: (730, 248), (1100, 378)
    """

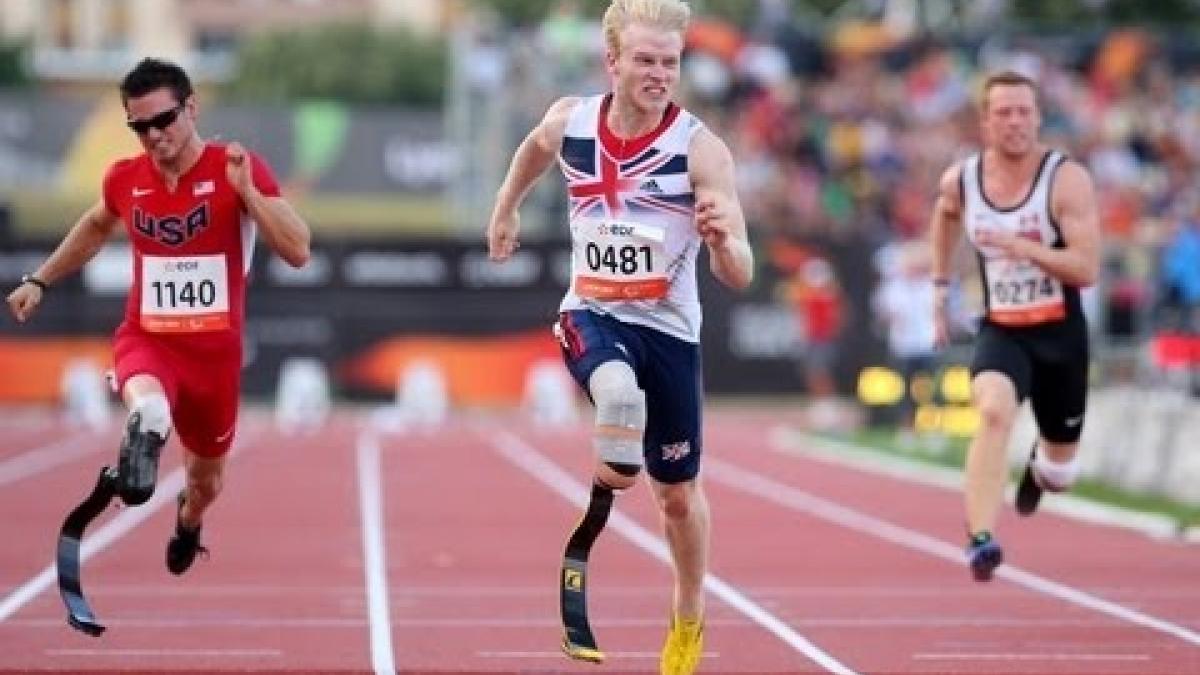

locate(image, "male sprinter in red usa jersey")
(7, 58), (309, 633)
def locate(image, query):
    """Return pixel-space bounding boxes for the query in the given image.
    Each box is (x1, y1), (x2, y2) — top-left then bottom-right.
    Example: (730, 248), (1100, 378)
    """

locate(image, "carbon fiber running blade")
(560, 555), (601, 660)
(57, 466), (118, 637)
(558, 483), (613, 663)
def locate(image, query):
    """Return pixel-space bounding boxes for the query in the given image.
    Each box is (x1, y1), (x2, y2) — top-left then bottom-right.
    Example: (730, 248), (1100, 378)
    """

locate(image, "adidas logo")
(639, 179), (663, 194)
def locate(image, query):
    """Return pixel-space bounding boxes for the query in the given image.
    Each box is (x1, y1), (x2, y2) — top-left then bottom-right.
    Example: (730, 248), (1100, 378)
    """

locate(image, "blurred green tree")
(473, 0), (760, 27)
(473, 0), (560, 26)
(0, 39), (30, 88)
(1013, 0), (1200, 25)
(224, 23), (445, 106)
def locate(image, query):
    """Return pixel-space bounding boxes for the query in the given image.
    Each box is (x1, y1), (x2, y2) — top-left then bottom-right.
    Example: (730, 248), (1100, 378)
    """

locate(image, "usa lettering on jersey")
(132, 204), (210, 247)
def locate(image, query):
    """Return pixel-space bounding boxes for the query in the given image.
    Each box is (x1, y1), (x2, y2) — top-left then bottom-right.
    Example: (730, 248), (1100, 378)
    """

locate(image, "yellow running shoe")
(660, 614), (703, 675)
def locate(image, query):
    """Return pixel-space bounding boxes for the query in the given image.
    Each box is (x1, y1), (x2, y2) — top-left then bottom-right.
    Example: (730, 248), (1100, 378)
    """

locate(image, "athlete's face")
(607, 22), (682, 117)
(125, 88), (196, 164)
(982, 84), (1041, 159)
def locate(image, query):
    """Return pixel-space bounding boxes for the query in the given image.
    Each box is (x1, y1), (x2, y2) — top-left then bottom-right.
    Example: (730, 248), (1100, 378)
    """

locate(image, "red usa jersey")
(102, 143), (280, 347)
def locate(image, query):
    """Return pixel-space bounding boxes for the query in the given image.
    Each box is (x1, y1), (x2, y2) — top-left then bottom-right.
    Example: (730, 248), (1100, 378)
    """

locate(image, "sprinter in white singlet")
(929, 71), (1101, 582)
(486, 2), (753, 671)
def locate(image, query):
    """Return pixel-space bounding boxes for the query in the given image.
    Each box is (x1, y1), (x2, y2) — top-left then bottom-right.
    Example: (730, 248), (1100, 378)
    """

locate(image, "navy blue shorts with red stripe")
(555, 309), (702, 484)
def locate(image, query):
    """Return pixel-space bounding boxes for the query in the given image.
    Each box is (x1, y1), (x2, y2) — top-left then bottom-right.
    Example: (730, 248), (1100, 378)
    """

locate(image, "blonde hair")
(602, 0), (691, 56)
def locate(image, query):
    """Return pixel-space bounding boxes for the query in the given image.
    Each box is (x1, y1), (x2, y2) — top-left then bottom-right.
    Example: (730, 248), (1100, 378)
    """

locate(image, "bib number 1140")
(140, 254), (230, 333)
(150, 279), (218, 309)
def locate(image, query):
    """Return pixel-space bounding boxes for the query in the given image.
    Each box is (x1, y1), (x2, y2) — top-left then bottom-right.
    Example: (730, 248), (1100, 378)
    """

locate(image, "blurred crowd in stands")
(465, 0), (1200, 395)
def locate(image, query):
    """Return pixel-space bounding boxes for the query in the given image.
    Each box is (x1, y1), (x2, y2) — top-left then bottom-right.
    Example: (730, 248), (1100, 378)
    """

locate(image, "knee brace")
(131, 393), (172, 438)
(1033, 446), (1079, 492)
(117, 393), (171, 506)
(588, 361), (645, 477)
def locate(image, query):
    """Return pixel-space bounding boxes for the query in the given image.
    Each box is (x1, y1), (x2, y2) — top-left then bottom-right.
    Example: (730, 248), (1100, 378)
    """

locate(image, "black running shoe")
(166, 493), (208, 576)
(116, 412), (167, 506)
(1015, 443), (1043, 516)
(966, 531), (1004, 582)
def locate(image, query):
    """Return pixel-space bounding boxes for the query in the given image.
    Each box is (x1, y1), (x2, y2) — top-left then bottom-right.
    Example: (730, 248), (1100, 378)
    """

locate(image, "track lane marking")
(485, 428), (860, 675)
(0, 430), (110, 487)
(705, 457), (1200, 649)
(0, 465), (188, 623)
(47, 648), (282, 658)
(477, 650), (720, 659)
(356, 432), (396, 675)
(913, 652), (1150, 662)
(771, 427), (1181, 539)
(0, 429), (260, 624)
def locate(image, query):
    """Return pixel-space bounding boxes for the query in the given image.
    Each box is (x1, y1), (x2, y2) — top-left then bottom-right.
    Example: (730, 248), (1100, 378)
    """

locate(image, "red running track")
(0, 406), (1197, 673)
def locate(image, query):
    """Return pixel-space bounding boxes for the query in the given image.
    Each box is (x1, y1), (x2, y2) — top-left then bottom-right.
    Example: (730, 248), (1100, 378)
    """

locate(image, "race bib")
(572, 219), (668, 301)
(140, 254), (230, 333)
(983, 257), (1065, 326)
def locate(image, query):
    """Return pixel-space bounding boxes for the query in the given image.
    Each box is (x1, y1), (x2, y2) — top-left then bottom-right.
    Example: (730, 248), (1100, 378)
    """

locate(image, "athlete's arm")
(6, 202), (120, 323)
(1036, 161), (1101, 287)
(689, 128), (753, 290)
(226, 143), (310, 269)
(928, 163), (964, 347)
(930, 163), (964, 283)
(487, 96), (578, 262)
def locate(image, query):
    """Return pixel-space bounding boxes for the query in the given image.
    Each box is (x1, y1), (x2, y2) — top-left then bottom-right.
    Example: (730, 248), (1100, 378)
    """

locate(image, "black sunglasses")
(127, 104), (185, 134)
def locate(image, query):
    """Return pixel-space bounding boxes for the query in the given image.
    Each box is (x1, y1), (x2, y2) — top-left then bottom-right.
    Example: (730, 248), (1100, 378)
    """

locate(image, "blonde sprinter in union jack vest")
(929, 71), (1100, 583)
(486, 1), (753, 672)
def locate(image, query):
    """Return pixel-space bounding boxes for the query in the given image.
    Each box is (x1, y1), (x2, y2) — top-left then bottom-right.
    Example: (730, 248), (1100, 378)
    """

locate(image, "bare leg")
(650, 477), (709, 620)
(964, 371), (1019, 535)
(180, 450), (225, 528)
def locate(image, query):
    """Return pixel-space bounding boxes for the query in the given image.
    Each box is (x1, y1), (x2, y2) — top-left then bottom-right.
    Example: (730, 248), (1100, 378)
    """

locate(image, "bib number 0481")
(585, 242), (652, 276)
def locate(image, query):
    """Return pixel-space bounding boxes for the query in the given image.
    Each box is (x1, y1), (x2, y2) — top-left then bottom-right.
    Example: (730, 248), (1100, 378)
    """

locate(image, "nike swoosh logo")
(1065, 416), (1083, 427)
(214, 427), (235, 444)
(132, 188), (153, 197)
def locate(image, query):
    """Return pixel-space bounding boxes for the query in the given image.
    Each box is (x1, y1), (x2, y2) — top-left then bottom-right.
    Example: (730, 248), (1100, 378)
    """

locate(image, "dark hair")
(980, 70), (1040, 111)
(120, 58), (193, 106)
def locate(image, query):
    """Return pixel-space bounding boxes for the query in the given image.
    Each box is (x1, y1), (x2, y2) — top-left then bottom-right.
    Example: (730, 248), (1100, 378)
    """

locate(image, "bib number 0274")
(585, 242), (652, 276)
(991, 277), (1054, 305)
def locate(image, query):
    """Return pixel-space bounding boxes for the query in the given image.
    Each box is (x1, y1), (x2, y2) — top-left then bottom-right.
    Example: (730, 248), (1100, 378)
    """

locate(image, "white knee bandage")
(130, 392), (172, 439)
(588, 361), (646, 468)
(1033, 447), (1078, 492)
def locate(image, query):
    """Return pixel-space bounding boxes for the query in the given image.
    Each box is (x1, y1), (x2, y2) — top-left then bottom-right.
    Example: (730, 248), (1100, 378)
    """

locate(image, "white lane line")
(913, 652), (1150, 662)
(356, 432), (396, 675)
(5, 615), (1143, 629)
(47, 648), (282, 658)
(477, 650), (720, 659)
(773, 427), (1181, 539)
(0, 466), (187, 623)
(706, 457), (1200, 649)
(0, 429), (261, 624)
(9, 615), (1132, 629)
(486, 429), (859, 675)
(0, 430), (109, 486)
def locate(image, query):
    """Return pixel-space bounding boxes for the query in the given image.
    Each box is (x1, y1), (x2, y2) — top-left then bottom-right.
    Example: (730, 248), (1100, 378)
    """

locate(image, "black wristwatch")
(20, 274), (48, 291)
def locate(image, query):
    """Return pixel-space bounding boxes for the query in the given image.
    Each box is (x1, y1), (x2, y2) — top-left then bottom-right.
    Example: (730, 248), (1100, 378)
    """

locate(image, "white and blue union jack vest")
(557, 94), (706, 343)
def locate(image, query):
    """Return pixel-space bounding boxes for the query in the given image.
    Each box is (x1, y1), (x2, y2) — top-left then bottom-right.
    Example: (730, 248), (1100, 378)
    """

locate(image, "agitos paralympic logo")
(661, 440), (691, 462)
(132, 204), (210, 247)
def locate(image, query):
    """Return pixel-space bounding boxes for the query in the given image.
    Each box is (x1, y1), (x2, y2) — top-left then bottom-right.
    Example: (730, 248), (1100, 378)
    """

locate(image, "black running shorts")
(970, 319), (1089, 443)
